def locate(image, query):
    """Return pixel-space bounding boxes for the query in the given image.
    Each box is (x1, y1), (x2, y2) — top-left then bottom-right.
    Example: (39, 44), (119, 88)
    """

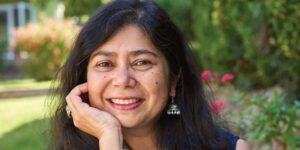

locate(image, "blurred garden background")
(0, 0), (299, 150)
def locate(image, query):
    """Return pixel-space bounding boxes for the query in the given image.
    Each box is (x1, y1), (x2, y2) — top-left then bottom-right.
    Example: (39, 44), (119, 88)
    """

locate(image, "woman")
(49, 0), (251, 149)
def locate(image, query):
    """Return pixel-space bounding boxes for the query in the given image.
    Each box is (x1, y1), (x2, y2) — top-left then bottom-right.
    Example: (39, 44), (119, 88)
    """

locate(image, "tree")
(62, 0), (102, 17)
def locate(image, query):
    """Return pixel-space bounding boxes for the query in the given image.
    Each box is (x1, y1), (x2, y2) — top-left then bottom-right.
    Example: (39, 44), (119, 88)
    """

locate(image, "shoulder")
(220, 130), (239, 150)
(236, 139), (251, 150)
(217, 129), (251, 150)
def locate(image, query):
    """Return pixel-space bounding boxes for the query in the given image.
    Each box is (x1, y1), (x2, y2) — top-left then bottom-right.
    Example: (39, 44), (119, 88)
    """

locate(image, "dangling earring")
(167, 96), (180, 115)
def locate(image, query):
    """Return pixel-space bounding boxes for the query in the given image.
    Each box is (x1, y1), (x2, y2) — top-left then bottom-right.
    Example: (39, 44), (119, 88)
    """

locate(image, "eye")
(96, 61), (113, 67)
(133, 60), (153, 70)
(95, 61), (114, 71)
(135, 60), (152, 66)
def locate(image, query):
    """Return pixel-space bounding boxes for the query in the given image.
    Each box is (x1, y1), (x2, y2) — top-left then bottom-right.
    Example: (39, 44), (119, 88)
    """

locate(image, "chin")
(119, 119), (140, 128)
(116, 115), (144, 129)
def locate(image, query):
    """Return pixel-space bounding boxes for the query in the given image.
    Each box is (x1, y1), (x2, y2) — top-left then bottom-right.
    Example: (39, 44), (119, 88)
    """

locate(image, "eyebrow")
(91, 49), (158, 59)
(129, 49), (158, 57)
(91, 51), (117, 58)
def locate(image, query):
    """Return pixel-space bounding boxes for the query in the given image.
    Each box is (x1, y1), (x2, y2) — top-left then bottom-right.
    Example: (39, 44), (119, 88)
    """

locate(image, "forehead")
(92, 24), (160, 55)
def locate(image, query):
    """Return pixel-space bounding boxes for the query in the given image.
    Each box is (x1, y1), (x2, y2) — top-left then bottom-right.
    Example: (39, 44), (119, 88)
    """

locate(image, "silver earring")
(167, 97), (180, 115)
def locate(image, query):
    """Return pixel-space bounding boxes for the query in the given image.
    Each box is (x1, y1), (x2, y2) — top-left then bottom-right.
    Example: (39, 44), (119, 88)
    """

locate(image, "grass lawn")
(0, 96), (50, 150)
(0, 79), (52, 91)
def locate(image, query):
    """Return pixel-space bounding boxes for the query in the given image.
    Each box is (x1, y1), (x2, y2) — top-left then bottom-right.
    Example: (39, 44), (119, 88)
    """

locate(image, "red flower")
(221, 73), (235, 84)
(210, 99), (228, 116)
(201, 70), (212, 81)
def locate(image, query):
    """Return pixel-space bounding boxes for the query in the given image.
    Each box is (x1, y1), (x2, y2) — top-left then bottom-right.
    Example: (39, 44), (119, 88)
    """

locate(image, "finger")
(66, 83), (88, 108)
(65, 83), (88, 117)
(72, 96), (91, 114)
(65, 95), (77, 119)
(69, 82), (88, 99)
(66, 96), (89, 121)
(65, 94), (76, 112)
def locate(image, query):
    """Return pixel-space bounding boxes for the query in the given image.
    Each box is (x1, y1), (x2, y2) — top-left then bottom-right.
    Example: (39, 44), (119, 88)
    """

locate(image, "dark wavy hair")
(49, 0), (229, 149)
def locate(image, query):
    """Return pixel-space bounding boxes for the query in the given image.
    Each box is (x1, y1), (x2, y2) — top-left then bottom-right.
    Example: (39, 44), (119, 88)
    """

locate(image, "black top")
(224, 131), (240, 150)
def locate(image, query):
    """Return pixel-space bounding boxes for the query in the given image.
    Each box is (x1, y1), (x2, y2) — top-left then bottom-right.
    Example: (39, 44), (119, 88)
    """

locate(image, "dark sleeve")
(223, 131), (240, 150)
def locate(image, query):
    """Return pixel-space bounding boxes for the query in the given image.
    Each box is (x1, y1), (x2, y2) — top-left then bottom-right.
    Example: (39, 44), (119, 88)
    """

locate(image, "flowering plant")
(200, 70), (235, 117)
(14, 18), (80, 80)
(236, 89), (300, 150)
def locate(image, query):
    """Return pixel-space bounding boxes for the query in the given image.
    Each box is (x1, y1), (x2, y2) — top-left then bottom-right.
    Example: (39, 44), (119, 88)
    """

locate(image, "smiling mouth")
(110, 98), (140, 104)
(107, 98), (144, 110)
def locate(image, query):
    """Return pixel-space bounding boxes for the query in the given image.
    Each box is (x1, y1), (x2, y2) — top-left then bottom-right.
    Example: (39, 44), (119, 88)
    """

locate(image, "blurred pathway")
(0, 88), (50, 99)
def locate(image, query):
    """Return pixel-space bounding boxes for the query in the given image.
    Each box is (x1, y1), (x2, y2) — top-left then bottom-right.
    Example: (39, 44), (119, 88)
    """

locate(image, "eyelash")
(134, 60), (152, 66)
(96, 60), (152, 66)
(94, 59), (153, 71)
(95, 61), (113, 67)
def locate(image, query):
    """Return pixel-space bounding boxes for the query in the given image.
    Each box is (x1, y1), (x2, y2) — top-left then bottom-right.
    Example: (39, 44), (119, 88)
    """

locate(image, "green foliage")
(0, 0), (51, 7)
(63, 0), (102, 17)
(236, 90), (300, 149)
(14, 19), (80, 81)
(0, 40), (6, 71)
(157, 0), (194, 40)
(0, 0), (27, 3)
(191, 0), (300, 98)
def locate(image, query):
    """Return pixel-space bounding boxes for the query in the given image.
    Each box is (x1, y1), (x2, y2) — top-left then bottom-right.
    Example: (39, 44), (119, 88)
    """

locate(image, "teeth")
(111, 99), (139, 104)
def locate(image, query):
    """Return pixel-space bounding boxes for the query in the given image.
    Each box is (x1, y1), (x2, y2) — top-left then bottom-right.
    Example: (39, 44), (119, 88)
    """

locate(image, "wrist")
(99, 127), (123, 150)
(96, 125), (122, 139)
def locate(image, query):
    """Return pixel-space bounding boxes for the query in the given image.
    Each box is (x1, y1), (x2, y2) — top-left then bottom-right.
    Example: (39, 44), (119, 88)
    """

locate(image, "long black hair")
(49, 0), (229, 149)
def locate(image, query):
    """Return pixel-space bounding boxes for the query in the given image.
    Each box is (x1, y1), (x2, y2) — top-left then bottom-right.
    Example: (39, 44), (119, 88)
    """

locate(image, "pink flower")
(201, 70), (212, 81)
(221, 73), (235, 84)
(210, 99), (228, 116)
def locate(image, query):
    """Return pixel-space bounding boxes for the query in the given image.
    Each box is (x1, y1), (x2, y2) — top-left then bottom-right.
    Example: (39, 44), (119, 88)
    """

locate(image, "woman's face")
(87, 25), (175, 129)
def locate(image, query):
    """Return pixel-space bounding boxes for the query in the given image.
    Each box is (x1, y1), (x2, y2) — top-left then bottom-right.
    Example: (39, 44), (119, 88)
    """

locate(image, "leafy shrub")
(0, 40), (6, 71)
(14, 19), (80, 80)
(236, 90), (300, 150)
(191, 0), (300, 98)
(63, 0), (102, 17)
(157, 0), (194, 40)
(158, 0), (300, 99)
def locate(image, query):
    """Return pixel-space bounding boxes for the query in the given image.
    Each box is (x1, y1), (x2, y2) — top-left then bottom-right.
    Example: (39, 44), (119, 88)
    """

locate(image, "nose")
(112, 65), (136, 88)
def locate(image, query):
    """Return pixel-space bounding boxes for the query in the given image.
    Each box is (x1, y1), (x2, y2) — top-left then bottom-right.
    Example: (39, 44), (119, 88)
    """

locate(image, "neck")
(122, 124), (160, 150)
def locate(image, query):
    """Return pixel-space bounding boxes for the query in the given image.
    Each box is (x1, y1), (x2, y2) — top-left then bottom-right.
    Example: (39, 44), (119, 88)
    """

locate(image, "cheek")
(87, 71), (108, 107)
(150, 72), (163, 85)
(141, 70), (170, 95)
(147, 71), (170, 112)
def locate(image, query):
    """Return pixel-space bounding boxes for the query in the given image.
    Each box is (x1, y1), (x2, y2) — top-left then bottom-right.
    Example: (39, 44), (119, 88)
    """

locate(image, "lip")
(106, 96), (144, 110)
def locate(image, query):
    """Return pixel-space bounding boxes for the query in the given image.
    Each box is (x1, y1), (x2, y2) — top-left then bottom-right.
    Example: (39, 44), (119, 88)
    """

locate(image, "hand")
(65, 83), (122, 140)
